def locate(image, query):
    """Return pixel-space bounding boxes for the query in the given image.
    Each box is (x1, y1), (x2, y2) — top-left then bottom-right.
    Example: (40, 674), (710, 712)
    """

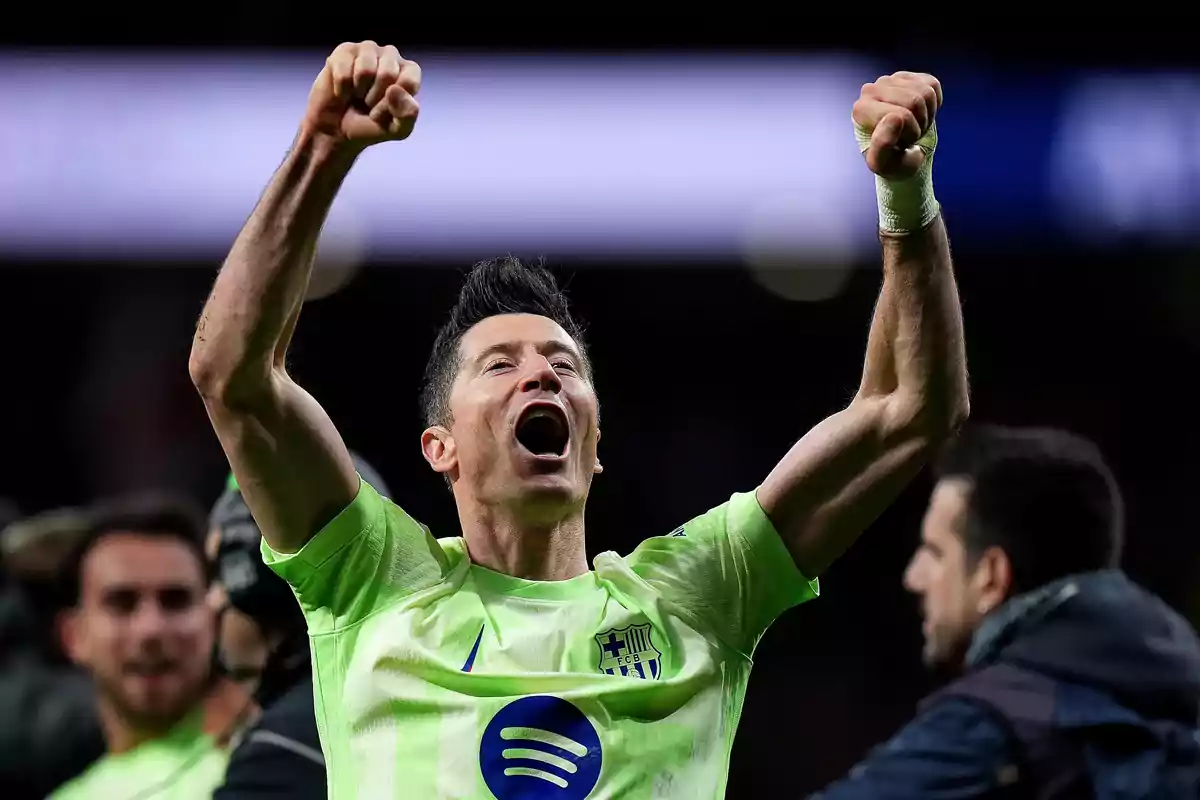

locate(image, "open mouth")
(515, 404), (570, 457)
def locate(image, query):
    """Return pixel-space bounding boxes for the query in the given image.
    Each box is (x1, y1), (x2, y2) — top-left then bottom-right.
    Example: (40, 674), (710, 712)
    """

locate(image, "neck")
(100, 675), (254, 755)
(458, 501), (589, 581)
(98, 700), (186, 755)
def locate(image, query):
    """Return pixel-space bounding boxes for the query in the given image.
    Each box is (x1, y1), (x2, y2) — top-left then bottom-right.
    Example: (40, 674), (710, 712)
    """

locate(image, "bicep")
(757, 394), (932, 577)
(202, 371), (359, 554)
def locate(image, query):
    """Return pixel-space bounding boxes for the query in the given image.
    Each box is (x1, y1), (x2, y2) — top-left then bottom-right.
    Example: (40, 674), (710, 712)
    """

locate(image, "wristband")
(854, 120), (940, 234)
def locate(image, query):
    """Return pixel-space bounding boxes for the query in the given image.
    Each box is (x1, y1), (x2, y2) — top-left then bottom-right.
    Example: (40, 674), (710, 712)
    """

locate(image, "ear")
(593, 428), (603, 474)
(205, 528), (221, 562)
(58, 607), (85, 666)
(971, 546), (1013, 615)
(421, 426), (457, 476)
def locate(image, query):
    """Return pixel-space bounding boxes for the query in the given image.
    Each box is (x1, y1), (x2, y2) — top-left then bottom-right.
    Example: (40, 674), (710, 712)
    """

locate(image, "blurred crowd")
(0, 456), (386, 799)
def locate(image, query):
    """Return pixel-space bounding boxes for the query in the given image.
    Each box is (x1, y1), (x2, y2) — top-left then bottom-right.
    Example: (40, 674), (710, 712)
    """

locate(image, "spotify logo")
(478, 696), (602, 799)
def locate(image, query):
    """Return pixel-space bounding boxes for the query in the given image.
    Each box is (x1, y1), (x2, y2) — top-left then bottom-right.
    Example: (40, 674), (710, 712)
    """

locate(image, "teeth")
(524, 407), (564, 426)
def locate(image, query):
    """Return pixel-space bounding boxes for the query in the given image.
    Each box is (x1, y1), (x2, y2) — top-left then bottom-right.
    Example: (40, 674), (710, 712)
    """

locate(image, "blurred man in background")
(52, 496), (254, 799)
(817, 425), (1200, 798)
(0, 507), (104, 799)
(208, 452), (389, 798)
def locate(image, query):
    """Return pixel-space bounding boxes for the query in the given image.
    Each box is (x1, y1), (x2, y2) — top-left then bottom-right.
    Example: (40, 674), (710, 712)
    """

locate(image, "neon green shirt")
(49, 711), (228, 800)
(264, 478), (818, 799)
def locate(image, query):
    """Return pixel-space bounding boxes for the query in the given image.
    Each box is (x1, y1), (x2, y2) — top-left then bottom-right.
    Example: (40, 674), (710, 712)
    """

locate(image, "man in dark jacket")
(208, 453), (390, 799)
(816, 425), (1200, 798)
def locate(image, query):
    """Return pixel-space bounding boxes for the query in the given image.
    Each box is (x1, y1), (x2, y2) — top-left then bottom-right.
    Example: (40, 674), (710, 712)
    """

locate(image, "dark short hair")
(420, 256), (590, 428)
(62, 494), (209, 607)
(934, 424), (1124, 596)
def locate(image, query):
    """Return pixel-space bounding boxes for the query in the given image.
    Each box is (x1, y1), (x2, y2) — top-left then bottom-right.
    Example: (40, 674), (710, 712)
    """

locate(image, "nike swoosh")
(461, 624), (485, 672)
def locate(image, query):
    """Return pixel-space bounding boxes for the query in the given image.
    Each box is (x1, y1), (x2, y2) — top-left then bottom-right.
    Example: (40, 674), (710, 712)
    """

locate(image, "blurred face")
(904, 480), (995, 670)
(205, 528), (271, 694)
(422, 314), (601, 521)
(65, 533), (214, 730)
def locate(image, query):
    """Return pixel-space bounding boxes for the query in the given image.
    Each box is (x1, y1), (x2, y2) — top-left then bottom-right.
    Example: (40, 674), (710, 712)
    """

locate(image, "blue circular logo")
(479, 695), (602, 800)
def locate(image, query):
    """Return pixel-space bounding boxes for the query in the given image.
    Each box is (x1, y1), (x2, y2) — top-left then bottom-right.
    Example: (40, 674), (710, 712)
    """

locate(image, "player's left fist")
(852, 72), (942, 180)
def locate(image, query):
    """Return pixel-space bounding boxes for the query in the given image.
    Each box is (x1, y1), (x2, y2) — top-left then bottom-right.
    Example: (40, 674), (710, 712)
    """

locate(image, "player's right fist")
(302, 41), (421, 149)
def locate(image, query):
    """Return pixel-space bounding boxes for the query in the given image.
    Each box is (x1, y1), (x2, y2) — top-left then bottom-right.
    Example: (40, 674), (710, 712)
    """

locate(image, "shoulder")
(48, 757), (107, 800)
(868, 694), (1018, 781)
(620, 493), (752, 559)
(817, 697), (1018, 799)
(898, 693), (1016, 746)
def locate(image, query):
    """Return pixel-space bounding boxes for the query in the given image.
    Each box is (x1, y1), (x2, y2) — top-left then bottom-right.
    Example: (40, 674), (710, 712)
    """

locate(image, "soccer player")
(51, 497), (254, 799)
(189, 41), (968, 799)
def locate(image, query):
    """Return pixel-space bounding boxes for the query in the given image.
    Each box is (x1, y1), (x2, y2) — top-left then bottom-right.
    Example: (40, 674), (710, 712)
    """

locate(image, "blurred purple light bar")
(0, 52), (878, 261)
(1049, 74), (1200, 241)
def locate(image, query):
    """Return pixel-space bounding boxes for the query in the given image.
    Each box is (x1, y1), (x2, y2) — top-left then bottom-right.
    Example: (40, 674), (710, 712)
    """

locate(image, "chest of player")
(341, 579), (720, 699)
(470, 595), (667, 680)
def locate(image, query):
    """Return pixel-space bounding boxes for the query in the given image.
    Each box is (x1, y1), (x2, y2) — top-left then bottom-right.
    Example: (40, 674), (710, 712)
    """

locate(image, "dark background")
(3, 16), (1198, 796)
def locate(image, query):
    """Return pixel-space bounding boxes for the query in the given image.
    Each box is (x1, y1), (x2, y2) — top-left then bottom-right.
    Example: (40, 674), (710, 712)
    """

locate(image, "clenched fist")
(852, 72), (942, 180)
(303, 41), (421, 149)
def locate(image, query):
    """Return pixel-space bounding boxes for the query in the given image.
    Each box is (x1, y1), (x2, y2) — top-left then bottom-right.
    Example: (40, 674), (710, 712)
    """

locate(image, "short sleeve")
(261, 478), (450, 632)
(625, 490), (818, 654)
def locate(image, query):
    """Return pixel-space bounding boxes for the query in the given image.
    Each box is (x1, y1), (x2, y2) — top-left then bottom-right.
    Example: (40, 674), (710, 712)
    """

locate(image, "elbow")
(189, 343), (275, 411)
(188, 344), (220, 397)
(188, 342), (234, 401)
(888, 387), (970, 452)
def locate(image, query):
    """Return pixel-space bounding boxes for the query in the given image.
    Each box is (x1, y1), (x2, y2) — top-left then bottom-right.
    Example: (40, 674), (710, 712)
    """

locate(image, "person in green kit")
(189, 40), (969, 799)
(52, 496), (254, 799)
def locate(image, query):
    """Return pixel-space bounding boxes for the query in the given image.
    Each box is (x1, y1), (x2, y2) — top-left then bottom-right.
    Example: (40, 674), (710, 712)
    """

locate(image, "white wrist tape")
(854, 120), (940, 234)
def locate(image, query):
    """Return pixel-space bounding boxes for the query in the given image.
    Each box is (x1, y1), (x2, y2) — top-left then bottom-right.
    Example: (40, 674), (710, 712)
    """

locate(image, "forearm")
(756, 72), (967, 575)
(758, 220), (965, 575)
(190, 130), (357, 401)
(189, 129), (362, 552)
(858, 215), (969, 435)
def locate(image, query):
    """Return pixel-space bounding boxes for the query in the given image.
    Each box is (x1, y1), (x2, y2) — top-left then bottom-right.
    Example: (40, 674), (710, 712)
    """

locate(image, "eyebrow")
(473, 340), (583, 366)
(99, 581), (198, 596)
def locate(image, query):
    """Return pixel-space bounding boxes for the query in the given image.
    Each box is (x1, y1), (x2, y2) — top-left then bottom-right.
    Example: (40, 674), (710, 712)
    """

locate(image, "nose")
(903, 554), (923, 594)
(130, 598), (172, 640)
(520, 357), (562, 395)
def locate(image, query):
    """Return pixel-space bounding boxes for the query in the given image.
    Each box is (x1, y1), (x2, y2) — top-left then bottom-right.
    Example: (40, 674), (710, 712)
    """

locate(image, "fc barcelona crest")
(595, 624), (663, 680)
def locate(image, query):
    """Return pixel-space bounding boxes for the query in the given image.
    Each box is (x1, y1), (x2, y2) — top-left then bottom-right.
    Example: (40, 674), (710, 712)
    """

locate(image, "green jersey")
(264, 478), (817, 799)
(49, 711), (228, 800)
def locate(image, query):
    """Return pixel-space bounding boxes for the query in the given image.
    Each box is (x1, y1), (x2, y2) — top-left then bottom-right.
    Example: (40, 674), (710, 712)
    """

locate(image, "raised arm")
(189, 41), (421, 553)
(757, 72), (969, 578)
